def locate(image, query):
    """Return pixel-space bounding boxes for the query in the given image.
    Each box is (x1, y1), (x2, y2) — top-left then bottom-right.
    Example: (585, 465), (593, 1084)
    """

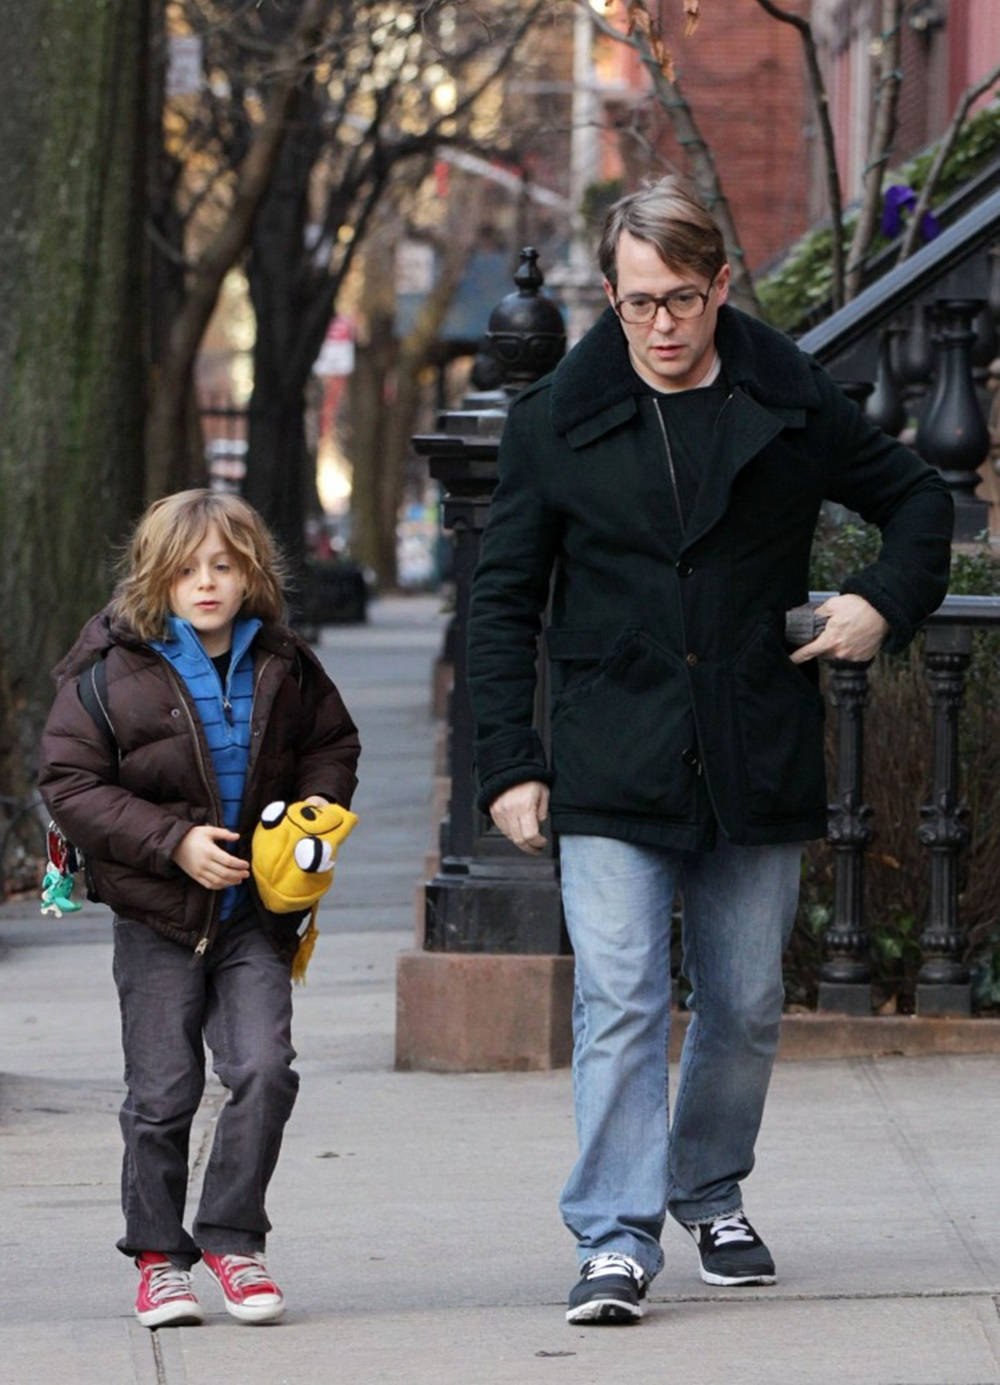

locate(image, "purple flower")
(882, 184), (916, 238)
(881, 184), (941, 243)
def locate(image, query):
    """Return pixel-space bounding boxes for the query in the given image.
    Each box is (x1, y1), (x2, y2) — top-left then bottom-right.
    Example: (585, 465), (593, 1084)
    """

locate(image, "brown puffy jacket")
(38, 609), (360, 957)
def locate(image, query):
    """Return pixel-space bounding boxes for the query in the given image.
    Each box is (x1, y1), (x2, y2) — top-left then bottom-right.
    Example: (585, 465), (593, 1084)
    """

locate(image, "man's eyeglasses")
(613, 276), (717, 325)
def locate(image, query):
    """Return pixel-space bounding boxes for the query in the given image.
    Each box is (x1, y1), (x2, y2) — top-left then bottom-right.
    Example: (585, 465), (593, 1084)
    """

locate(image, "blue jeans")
(558, 834), (801, 1280)
(112, 911), (299, 1267)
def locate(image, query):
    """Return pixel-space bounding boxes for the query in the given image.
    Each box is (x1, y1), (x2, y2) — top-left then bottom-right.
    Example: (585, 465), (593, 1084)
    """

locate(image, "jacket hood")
(51, 605), (306, 687)
(548, 304), (822, 438)
(50, 608), (126, 686)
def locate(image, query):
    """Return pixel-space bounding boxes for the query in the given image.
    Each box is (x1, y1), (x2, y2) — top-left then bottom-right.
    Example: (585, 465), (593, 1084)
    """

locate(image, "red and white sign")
(315, 316), (355, 377)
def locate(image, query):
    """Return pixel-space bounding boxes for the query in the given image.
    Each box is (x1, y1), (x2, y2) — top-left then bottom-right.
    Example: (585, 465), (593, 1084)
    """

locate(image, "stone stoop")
(395, 947), (1000, 1072)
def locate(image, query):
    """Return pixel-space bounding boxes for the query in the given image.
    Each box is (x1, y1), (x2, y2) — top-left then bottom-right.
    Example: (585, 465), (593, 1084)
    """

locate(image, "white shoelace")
(147, 1262), (196, 1303)
(706, 1213), (755, 1246)
(584, 1252), (644, 1284)
(218, 1252), (277, 1292)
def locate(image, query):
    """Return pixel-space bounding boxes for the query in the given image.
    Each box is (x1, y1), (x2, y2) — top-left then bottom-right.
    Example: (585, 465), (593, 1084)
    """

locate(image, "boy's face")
(169, 521), (246, 657)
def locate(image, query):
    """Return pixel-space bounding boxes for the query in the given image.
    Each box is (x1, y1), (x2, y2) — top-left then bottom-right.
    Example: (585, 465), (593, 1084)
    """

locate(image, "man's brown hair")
(598, 175), (727, 288)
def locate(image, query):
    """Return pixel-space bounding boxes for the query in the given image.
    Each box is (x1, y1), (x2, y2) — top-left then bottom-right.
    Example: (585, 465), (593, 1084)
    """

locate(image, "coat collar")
(548, 304), (821, 441)
(51, 606), (300, 686)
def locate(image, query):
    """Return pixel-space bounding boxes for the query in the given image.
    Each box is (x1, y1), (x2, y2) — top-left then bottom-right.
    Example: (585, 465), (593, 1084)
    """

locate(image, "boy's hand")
(172, 825), (250, 890)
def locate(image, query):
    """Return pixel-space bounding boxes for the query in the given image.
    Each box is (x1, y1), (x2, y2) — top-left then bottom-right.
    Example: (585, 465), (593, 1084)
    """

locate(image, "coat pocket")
(546, 627), (697, 818)
(732, 623), (826, 823)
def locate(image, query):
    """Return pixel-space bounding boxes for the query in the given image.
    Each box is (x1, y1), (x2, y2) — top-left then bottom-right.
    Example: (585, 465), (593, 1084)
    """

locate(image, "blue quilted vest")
(152, 615), (261, 919)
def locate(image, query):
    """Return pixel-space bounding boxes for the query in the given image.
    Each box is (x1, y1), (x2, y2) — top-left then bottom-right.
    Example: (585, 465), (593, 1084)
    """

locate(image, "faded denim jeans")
(558, 834), (802, 1281)
(112, 911), (299, 1267)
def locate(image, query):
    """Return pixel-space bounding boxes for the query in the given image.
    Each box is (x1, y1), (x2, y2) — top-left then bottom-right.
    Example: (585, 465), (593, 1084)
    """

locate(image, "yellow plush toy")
(252, 799), (358, 982)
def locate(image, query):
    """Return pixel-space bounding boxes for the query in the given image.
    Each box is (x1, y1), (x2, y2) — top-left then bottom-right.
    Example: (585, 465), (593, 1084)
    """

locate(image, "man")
(467, 178), (952, 1325)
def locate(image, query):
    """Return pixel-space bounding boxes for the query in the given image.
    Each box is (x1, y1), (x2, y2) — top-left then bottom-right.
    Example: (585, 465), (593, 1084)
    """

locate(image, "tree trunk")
(242, 85), (326, 589)
(145, 0), (334, 503)
(350, 308), (399, 589)
(0, 0), (149, 789)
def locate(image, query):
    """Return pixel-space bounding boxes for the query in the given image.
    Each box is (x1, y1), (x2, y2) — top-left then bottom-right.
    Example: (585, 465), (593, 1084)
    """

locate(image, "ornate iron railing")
(811, 593), (1000, 1017)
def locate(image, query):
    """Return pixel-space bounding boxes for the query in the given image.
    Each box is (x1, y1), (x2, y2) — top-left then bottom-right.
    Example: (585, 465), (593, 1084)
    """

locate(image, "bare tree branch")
(845, 0), (903, 300)
(754, 0), (845, 310)
(898, 59), (1000, 263)
(586, 1), (761, 314)
(146, 0), (335, 498)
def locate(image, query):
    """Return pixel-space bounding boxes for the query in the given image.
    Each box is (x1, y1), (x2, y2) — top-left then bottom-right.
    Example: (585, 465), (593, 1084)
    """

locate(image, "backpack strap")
(77, 658), (119, 762)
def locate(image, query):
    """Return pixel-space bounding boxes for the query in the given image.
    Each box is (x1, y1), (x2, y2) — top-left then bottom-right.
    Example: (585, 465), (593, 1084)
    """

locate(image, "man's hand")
(790, 593), (889, 665)
(172, 825), (250, 890)
(489, 781), (550, 855)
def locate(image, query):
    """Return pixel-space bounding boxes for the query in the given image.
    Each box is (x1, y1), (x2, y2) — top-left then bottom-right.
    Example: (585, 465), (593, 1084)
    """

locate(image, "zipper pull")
(194, 935), (209, 957)
(223, 698), (234, 725)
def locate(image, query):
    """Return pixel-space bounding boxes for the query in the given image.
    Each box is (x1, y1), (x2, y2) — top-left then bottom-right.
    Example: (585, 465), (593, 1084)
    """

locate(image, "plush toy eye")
(260, 801), (287, 828)
(294, 838), (334, 873)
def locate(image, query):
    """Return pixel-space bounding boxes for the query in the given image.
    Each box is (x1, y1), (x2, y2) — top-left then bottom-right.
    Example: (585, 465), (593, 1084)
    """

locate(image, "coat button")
(681, 747), (701, 769)
(685, 652), (698, 666)
(676, 560), (693, 577)
(170, 708), (181, 718)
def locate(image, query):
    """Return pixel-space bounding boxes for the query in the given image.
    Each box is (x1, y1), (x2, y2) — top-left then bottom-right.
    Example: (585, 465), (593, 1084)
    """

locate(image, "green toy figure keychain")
(40, 822), (83, 917)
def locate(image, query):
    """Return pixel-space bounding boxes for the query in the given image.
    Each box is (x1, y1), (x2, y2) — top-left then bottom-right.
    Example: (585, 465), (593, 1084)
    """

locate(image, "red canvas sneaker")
(135, 1252), (205, 1328)
(202, 1250), (285, 1323)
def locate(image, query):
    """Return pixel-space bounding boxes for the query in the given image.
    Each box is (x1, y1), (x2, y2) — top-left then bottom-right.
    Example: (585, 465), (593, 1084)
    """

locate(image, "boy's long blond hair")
(110, 489), (287, 640)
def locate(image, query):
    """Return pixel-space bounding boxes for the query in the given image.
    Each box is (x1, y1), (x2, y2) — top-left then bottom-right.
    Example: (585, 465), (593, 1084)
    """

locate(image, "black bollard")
(396, 250), (572, 1071)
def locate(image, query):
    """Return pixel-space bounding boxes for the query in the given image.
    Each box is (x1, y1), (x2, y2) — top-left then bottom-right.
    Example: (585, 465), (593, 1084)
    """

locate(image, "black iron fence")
(810, 592), (1000, 1018)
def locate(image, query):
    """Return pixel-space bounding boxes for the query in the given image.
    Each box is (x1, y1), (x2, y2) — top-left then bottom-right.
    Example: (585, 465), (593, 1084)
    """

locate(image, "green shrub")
(757, 100), (1000, 331)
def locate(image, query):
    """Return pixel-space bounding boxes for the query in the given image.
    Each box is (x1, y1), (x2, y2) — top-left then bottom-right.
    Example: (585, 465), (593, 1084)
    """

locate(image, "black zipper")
(158, 658), (224, 958)
(652, 398), (685, 536)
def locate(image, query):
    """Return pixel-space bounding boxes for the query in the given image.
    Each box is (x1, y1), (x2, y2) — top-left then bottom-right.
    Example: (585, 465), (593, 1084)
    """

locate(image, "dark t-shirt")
(639, 378), (729, 536)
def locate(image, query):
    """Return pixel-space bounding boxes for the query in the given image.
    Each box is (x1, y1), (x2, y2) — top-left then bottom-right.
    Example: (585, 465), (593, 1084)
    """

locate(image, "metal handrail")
(809, 590), (1000, 628)
(799, 189), (1000, 363)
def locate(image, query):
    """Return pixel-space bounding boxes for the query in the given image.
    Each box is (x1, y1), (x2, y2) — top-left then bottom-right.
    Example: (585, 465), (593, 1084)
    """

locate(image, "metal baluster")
(818, 660), (874, 1014)
(915, 297), (990, 540)
(916, 626), (972, 1016)
(866, 325), (907, 436)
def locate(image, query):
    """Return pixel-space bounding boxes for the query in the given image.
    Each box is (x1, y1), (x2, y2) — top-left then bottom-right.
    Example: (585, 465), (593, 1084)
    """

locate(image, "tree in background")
(348, 167), (485, 587)
(0, 0), (149, 792)
(151, 0), (545, 579)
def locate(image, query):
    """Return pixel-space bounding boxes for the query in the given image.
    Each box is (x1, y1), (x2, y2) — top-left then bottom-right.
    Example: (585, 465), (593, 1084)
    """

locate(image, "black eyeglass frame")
(612, 272), (718, 325)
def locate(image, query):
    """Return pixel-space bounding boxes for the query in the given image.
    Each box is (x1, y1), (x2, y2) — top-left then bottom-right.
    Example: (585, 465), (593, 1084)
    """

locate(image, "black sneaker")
(566, 1252), (647, 1324)
(684, 1211), (776, 1286)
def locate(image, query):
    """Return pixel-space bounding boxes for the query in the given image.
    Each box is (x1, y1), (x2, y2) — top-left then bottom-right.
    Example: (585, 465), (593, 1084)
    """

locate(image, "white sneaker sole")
(205, 1265), (285, 1323)
(566, 1296), (644, 1324)
(136, 1300), (205, 1328)
(699, 1267), (776, 1287)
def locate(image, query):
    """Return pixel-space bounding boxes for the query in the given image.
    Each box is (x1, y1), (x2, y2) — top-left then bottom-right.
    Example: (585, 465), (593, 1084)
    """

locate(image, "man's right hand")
(489, 781), (550, 855)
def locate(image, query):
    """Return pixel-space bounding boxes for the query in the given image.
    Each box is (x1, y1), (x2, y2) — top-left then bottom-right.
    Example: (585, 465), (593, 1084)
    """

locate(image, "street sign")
(315, 315), (355, 376)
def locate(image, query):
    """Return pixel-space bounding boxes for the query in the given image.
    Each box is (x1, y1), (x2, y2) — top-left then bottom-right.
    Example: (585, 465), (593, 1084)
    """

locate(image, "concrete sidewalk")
(3, 595), (1000, 1385)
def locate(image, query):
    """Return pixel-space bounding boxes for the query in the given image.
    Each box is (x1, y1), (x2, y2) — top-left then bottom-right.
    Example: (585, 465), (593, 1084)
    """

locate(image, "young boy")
(40, 490), (360, 1326)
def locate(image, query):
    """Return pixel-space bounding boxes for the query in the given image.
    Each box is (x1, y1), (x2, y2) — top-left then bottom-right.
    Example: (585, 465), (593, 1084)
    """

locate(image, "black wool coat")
(468, 304), (953, 849)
